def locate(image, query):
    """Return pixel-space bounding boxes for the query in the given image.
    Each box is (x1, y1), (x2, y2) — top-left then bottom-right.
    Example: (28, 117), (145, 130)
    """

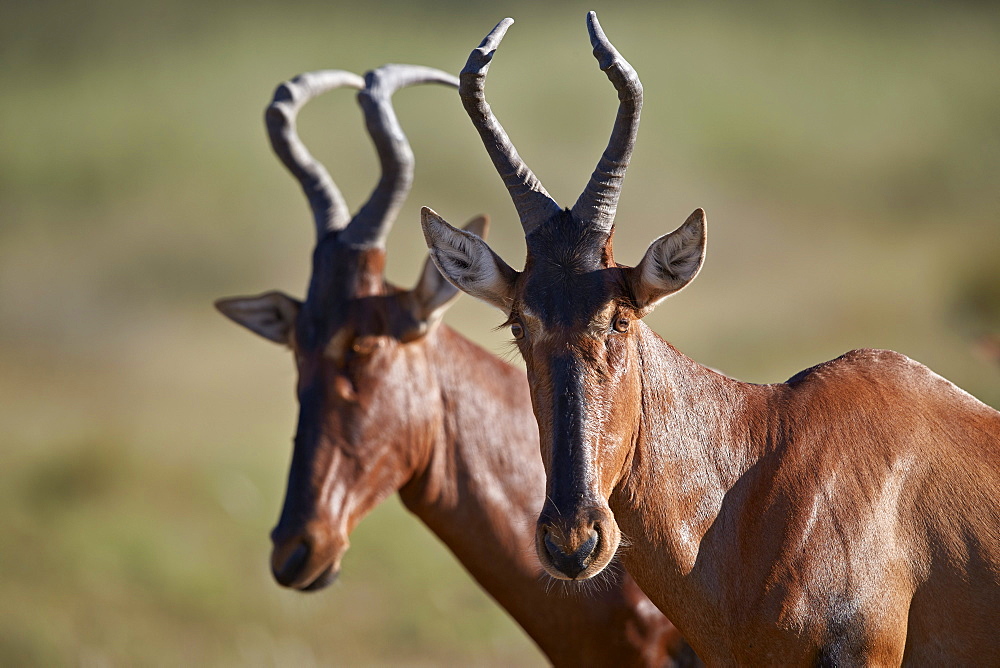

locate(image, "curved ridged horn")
(571, 12), (643, 235)
(265, 70), (366, 240)
(461, 18), (561, 237)
(341, 65), (460, 249)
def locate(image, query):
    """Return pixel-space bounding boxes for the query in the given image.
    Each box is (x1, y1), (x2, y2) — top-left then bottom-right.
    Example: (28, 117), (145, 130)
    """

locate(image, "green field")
(2, 0), (998, 664)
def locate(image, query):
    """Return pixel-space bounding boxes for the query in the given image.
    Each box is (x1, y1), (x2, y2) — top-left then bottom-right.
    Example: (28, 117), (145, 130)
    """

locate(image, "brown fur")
(219, 70), (699, 659)
(466, 224), (1000, 664)
(221, 246), (700, 665)
(423, 14), (1000, 664)
(225, 55), (702, 665)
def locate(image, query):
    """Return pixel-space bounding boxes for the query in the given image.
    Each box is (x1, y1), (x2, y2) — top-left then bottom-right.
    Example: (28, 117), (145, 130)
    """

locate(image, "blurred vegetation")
(1, 0), (998, 665)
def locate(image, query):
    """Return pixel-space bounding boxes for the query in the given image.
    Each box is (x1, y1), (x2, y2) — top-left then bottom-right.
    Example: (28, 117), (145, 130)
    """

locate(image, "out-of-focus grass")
(1, 0), (998, 664)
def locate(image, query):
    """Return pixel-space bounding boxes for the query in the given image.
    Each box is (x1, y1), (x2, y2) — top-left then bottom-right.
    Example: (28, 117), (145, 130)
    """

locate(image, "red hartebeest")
(216, 65), (699, 666)
(422, 13), (1000, 665)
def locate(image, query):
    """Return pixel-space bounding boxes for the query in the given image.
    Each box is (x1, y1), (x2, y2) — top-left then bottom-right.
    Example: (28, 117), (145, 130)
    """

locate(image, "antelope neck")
(632, 325), (772, 491)
(397, 326), (538, 520)
(395, 327), (667, 663)
(611, 324), (775, 621)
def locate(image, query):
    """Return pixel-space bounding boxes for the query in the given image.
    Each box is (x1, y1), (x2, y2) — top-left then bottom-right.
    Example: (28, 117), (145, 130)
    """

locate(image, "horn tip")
(482, 17), (514, 48)
(465, 20), (514, 76)
(587, 10), (603, 35)
(586, 12), (620, 70)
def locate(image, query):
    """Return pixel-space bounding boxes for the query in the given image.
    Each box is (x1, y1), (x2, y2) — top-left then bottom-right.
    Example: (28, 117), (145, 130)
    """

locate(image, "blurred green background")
(2, 0), (998, 664)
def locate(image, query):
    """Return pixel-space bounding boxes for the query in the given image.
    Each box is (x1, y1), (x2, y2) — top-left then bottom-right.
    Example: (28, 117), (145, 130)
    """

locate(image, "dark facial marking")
(297, 238), (387, 351)
(547, 352), (591, 512)
(523, 210), (624, 328)
(277, 378), (327, 530)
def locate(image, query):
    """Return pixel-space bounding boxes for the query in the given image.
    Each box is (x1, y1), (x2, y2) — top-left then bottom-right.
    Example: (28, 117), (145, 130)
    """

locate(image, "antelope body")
(217, 65), (698, 666)
(422, 13), (1000, 665)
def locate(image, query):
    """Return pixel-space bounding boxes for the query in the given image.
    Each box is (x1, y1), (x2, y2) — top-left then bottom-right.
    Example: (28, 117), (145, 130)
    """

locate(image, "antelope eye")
(510, 322), (525, 340)
(613, 317), (631, 333)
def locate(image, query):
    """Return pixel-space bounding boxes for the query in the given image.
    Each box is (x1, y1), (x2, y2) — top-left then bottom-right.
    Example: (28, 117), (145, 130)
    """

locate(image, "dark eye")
(612, 317), (630, 333)
(511, 322), (525, 340)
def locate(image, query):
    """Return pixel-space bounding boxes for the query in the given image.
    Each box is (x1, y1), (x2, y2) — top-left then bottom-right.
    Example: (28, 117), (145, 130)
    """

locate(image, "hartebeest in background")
(422, 13), (1000, 665)
(216, 65), (699, 666)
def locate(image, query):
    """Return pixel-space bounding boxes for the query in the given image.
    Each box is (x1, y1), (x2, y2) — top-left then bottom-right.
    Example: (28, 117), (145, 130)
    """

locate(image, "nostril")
(577, 528), (599, 561)
(273, 541), (310, 586)
(543, 529), (563, 562)
(541, 526), (600, 579)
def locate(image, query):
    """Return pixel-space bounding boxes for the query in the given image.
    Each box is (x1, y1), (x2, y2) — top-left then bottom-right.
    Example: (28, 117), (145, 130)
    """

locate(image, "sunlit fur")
(425, 204), (1000, 664)
(424, 11), (998, 664)
(221, 58), (700, 666)
(219, 236), (702, 666)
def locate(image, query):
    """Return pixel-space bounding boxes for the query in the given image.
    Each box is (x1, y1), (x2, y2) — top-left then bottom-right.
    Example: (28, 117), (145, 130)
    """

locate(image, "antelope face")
(271, 325), (435, 590)
(514, 218), (637, 580)
(217, 248), (419, 590)
(220, 219), (484, 591)
(425, 207), (705, 580)
(422, 11), (704, 580)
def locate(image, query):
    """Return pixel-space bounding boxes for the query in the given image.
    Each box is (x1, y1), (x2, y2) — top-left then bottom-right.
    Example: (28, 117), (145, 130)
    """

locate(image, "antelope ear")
(411, 214), (490, 326)
(420, 207), (518, 312)
(632, 208), (706, 311)
(214, 291), (302, 345)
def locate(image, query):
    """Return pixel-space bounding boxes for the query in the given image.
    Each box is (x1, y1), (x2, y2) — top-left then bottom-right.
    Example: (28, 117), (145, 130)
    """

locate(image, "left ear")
(420, 207), (518, 312)
(631, 208), (706, 311)
(409, 214), (490, 329)
(214, 290), (302, 345)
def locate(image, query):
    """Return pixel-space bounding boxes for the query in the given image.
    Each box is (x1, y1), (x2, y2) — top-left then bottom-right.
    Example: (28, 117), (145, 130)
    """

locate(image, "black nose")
(272, 541), (310, 587)
(543, 528), (599, 579)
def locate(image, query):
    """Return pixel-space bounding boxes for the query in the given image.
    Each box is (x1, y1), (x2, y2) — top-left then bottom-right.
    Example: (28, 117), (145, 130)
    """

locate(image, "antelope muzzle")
(270, 518), (347, 592)
(535, 504), (620, 580)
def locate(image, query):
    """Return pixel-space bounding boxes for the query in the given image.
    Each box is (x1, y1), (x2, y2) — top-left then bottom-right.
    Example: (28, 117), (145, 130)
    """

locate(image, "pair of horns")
(461, 11), (642, 236)
(265, 65), (458, 247)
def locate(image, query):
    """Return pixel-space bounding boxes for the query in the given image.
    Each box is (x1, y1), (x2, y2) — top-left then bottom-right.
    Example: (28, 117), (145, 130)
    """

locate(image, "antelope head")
(217, 66), (484, 591)
(422, 13), (705, 581)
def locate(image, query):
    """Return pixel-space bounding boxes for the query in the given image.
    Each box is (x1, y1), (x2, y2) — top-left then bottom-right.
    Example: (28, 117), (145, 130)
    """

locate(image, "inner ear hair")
(420, 207), (518, 312)
(214, 291), (302, 345)
(409, 213), (493, 327)
(632, 209), (706, 310)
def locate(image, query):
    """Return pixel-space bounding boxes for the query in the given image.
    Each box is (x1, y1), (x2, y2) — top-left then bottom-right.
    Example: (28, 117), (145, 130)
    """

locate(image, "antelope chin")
(270, 532), (348, 592)
(291, 547), (347, 592)
(540, 555), (616, 581)
(297, 564), (339, 592)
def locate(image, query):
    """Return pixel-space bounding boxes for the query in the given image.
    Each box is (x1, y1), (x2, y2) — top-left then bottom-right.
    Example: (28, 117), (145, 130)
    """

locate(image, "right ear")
(420, 207), (518, 312)
(631, 208), (706, 312)
(214, 291), (302, 346)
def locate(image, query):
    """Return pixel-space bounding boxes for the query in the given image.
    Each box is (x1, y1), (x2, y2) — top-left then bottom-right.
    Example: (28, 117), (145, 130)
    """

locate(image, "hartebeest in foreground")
(216, 65), (699, 666)
(422, 13), (1000, 665)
